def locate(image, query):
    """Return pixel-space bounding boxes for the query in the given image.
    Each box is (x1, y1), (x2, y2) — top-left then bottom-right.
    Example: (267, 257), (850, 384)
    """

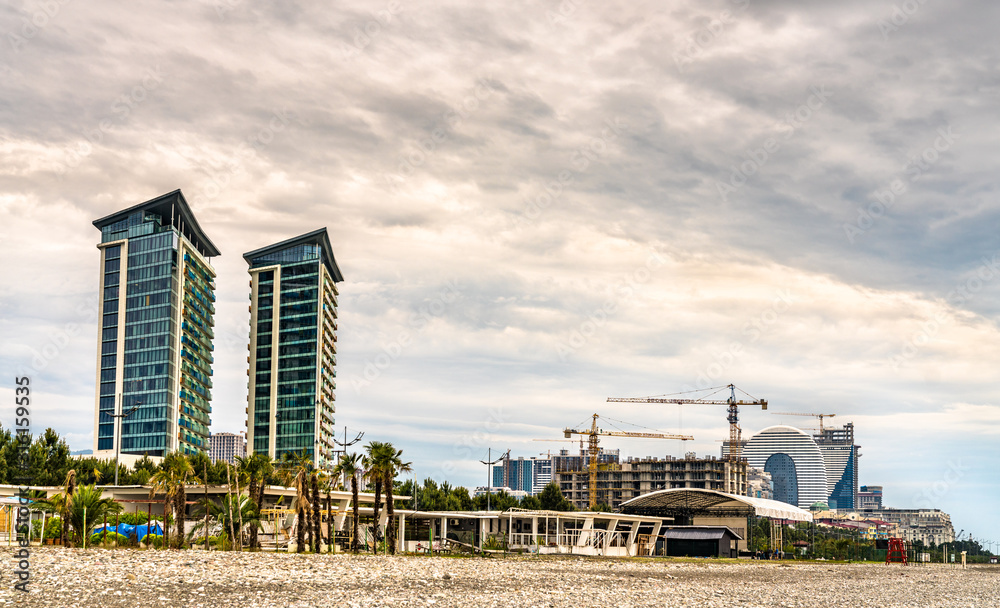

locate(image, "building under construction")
(556, 453), (747, 510)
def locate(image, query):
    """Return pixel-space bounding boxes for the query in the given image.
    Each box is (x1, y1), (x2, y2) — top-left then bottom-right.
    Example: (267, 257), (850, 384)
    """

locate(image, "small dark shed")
(660, 526), (743, 558)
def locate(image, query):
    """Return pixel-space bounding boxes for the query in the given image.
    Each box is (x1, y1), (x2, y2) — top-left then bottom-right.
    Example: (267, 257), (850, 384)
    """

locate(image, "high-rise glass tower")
(243, 228), (342, 468)
(92, 190), (219, 458)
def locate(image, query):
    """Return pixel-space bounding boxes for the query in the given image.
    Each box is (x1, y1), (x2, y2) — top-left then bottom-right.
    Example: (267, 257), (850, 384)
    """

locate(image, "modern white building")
(742, 426), (829, 509)
(209, 431), (247, 465)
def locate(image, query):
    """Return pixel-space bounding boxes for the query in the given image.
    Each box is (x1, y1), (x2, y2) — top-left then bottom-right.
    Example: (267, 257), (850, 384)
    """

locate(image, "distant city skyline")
(1, 0), (998, 544)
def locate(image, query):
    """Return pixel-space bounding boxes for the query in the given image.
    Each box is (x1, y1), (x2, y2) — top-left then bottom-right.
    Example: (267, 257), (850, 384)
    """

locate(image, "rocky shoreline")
(5, 547), (997, 607)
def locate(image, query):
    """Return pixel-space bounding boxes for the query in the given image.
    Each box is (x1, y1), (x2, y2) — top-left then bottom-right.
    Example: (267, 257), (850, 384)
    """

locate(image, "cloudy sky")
(1, 0), (998, 541)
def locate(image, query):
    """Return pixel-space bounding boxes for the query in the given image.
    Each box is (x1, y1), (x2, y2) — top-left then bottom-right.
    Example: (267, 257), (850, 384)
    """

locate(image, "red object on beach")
(886, 538), (907, 565)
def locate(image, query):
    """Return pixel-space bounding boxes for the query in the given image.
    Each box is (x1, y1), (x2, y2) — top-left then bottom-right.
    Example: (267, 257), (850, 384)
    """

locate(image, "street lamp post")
(479, 448), (509, 512)
(110, 394), (141, 487)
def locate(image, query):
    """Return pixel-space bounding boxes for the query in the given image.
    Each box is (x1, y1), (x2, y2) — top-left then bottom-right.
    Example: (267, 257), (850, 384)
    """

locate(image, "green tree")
(537, 482), (575, 511)
(66, 485), (122, 545)
(235, 452), (273, 550)
(363, 441), (391, 552)
(278, 451), (313, 553)
(332, 453), (362, 553)
(190, 493), (261, 549)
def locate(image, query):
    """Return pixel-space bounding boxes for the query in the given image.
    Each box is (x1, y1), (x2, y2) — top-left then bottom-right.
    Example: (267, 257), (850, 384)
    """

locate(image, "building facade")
(742, 426), (829, 509)
(209, 432), (247, 465)
(856, 508), (954, 546)
(813, 424), (860, 509)
(244, 229), (343, 469)
(493, 456), (535, 494)
(555, 454), (746, 510)
(92, 190), (219, 458)
(858, 485), (883, 510)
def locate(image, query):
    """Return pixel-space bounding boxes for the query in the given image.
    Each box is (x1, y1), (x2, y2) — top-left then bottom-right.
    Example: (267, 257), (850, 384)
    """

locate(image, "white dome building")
(743, 426), (829, 509)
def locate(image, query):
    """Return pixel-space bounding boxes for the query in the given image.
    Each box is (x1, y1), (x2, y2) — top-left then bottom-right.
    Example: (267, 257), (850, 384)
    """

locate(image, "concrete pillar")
(627, 521), (640, 556)
(398, 513), (405, 553)
(577, 518), (593, 547)
(441, 516), (448, 547)
(649, 521), (663, 556)
(335, 499), (349, 531)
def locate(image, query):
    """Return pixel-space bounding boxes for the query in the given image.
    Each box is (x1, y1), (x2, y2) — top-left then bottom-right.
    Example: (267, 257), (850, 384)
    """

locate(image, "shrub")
(91, 531), (130, 546)
(31, 516), (62, 541)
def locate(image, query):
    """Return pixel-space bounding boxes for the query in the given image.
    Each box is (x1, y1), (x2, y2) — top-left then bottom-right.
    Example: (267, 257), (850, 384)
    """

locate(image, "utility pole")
(110, 393), (141, 486)
(479, 448), (508, 511)
(332, 426), (364, 487)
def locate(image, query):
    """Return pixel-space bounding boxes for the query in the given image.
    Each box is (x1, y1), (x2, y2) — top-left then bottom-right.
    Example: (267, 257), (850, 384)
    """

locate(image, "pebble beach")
(5, 548), (998, 608)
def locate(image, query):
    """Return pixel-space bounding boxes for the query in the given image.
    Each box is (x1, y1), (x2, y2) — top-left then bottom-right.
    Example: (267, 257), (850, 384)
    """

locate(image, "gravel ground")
(4, 547), (998, 608)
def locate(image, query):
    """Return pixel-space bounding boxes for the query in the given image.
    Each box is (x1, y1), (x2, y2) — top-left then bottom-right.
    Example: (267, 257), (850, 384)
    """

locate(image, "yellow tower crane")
(769, 412), (836, 433)
(606, 384), (768, 493)
(559, 414), (693, 509)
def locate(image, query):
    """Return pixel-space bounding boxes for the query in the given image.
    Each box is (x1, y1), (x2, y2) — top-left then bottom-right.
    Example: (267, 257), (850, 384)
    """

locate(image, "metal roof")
(93, 189), (221, 257)
(619, 488), (813, 522)
(243, 227), (344, 281)
(661, 526), (744, 541)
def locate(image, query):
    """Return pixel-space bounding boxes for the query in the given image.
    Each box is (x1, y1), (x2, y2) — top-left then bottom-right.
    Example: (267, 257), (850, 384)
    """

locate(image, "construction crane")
(558, 414), (693, 509)
(606, 384), (767, 473)
(770, 412), (836, 433)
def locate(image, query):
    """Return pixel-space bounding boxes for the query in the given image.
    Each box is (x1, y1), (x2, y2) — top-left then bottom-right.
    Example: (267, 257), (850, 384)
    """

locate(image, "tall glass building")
(814, 423), (860, 509)
(92, 190), (219, 458)
(243, 228), (342, 468)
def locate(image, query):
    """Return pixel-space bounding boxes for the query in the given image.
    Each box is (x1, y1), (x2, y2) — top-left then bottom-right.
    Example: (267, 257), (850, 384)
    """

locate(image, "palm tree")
(235, 452), (274, 550)
(148, 466), (176, 548)
(67, 485), (122, 545)
(190, 493), (262, 549)
(321, 472), (334, 553)
(62, 470), (76, 546)
(332, 453), (362, 553)
(310, 470), (321, 553)
(382, 445), (412, 554)
(363, 441), (391, 552)
(278, 450), (313, 553)
(161, 452), (197, 548)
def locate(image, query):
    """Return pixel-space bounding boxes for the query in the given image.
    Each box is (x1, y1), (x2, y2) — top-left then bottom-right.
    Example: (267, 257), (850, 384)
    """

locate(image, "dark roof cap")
(92, 189), (220, 257)
(242, 227), (343, 281)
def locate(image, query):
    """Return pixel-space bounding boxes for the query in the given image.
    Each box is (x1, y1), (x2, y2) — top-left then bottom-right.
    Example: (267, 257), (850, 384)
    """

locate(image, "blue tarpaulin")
(92, 522), (163, 542)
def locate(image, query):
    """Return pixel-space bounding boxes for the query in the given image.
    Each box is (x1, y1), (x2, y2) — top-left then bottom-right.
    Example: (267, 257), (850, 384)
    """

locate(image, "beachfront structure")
(741, 426), (829, 509)
(92, 190), (219, 458)
(244, 229), (343, 468)
(209, 431), (247, 465)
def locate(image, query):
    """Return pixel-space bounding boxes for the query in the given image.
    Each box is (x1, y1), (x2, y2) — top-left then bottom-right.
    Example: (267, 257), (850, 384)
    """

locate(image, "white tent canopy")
(619, 488), (813, 523)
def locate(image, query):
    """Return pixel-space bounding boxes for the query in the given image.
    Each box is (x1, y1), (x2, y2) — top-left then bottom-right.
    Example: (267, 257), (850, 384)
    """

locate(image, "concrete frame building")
(556, 455), (746, 510)
(209, 431), (247, 465)
(92, 190), (219, 458)
(244, 229), (343, 469)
